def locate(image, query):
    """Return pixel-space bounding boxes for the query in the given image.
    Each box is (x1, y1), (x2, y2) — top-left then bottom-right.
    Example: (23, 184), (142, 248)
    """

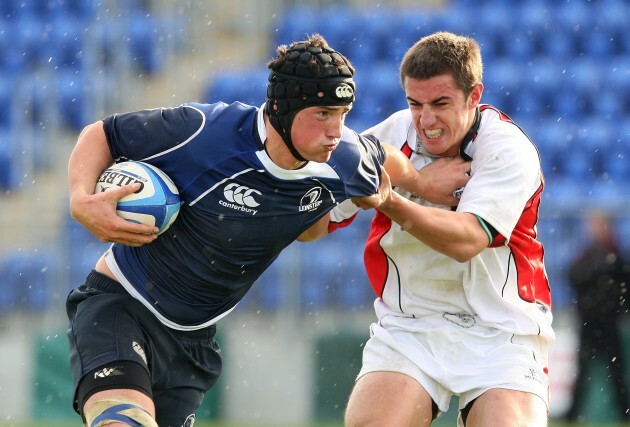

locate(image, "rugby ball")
(95, 161), (180, 235)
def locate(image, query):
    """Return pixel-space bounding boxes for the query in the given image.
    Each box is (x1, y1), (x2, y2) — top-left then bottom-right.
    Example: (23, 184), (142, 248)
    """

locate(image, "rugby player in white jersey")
(329, 32), (554, 427)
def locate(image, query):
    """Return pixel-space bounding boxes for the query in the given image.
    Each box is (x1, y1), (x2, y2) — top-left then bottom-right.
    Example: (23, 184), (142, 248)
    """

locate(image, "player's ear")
(469, 82), (483, 107)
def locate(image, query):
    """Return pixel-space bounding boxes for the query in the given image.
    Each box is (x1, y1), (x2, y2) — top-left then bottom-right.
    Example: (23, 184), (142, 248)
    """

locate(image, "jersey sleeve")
(103, 104), (205, 161)
(362, 109), (412, 150)
(457, 122), (542, 241)
(328, 199), (360, 232)
(330, 128), (385, 199)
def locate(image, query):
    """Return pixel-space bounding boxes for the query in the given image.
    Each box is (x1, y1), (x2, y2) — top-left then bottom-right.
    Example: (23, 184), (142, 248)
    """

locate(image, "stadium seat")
(272, 4), (318, 46)
(505, 29), (538, 60)
(567, 57), (603, 95)
(601, 141), (630, 183)
(56, 69), (93, 131)
(203, 68), (268, 106)
(49, 16), (85, 69)
(0, 250), (61, 311)
(589, 87), (625, 119)
(580, 30), (616, 59)
(554, 1), (594, 32)
(246, 255), (286, 310)
(609, 55), (630, 95)
(539, 28), (578, 59)
(527, 56), (564, 95)
(513, 91), (546, 120)
(128, 11), (164, 74)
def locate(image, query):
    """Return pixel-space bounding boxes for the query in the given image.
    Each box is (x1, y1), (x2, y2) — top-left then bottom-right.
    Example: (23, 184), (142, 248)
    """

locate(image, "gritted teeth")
(424, 129), (443, 139)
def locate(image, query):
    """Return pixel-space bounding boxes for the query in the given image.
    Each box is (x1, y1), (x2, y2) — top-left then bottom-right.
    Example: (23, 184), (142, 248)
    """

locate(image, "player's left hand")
(352, 168), (393, 210)
(419, 156), (471, 206)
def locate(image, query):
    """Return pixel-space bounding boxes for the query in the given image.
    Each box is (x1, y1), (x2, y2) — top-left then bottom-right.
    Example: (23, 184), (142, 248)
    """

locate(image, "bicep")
(381, 143), (414, 187)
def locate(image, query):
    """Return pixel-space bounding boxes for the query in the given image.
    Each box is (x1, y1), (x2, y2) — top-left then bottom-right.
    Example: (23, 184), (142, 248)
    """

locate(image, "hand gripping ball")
(95, 161), (181, 235)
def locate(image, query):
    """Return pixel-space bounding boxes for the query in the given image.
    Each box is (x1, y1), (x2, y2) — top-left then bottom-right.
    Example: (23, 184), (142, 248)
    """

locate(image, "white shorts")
(357, 302), (550, 417)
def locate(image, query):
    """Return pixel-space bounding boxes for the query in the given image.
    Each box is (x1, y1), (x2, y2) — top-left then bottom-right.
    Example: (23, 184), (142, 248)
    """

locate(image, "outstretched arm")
(376, 191), (488, 262)
(382, 143), (470, 206)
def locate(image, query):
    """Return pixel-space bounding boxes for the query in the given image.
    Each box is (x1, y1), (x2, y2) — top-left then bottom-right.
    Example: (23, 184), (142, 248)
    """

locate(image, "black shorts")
(66, 270), (222, 427)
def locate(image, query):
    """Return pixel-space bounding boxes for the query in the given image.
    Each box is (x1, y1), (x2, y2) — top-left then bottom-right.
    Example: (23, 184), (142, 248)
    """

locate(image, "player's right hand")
(70, 183), (159, 247)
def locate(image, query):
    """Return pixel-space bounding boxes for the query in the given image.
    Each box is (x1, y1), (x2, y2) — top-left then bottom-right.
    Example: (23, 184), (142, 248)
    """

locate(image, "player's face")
(291, 105), (351, 163)
(404, 74), (482, 157)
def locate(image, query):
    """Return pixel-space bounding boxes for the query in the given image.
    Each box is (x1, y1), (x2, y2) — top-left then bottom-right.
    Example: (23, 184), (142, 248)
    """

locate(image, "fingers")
(109, 182), (142, 198)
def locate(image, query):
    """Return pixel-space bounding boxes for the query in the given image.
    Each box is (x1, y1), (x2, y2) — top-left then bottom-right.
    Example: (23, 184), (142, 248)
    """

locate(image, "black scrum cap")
(266, 41), (355, 161)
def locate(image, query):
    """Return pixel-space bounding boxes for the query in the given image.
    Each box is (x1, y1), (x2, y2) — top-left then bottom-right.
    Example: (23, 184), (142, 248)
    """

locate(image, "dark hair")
(400, 32), (482, 97)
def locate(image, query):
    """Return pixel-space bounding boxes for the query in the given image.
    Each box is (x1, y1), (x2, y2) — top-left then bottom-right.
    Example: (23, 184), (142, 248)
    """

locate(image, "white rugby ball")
(95, 161), (181, 235)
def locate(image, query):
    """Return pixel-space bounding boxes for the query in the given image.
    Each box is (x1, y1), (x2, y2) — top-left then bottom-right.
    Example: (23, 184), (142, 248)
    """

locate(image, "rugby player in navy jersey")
(66, 34), (466, 427)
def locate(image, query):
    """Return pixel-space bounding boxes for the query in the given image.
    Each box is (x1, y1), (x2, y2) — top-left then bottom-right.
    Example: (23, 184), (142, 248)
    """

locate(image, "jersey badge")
(220, 182), (261, 215)
(299, 187), (323, 212)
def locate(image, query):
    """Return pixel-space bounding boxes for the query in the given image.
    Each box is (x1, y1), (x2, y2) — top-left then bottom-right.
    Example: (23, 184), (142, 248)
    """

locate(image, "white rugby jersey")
(331, 105), (554, 342)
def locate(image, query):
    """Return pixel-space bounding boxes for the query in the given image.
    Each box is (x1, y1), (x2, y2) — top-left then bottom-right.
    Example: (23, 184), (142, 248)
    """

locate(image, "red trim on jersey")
(500, 182), (551, 308)
(362, 140), (411, 296)
(401, 142), (413, 158)
(364, 210), (393, 297)
(328, 213), (357, 233)
(479, 104), (514, 123)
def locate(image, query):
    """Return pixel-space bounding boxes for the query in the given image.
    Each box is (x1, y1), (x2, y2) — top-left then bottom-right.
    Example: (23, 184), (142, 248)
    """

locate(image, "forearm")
(382, 143), (424, 196)
(378, 192), (488, 262)
(68, 121), (114, 201)
(382, 144), (468, 206)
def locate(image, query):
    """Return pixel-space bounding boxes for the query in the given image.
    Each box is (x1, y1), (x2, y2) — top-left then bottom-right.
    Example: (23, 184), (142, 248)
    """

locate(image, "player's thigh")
(345, 371), (434, 427)
(466, 388), (548, 427)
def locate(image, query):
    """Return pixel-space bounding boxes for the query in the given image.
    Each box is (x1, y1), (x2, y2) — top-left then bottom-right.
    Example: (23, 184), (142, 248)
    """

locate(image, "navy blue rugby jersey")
(101, 101), (384, 330)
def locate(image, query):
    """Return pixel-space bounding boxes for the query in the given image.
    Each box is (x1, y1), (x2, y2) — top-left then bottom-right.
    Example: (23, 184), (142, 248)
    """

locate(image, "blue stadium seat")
(313, 4), (357, 52)
(609, 55), (630, 95)
(516, 0), (552, 35)
(482, 58), (523, 113)
(49, 16), (85, 69)
(554, 1), (595, 32)
(0, 126), (21, 191)
(601, 141), (630, 183)
(477, 3), (513, 37)
(504, 29), (538, 60)
(580, 30), (616, 59)
(272, 4), (318, 46)
(0, 250), (61, 311)
(539, 29), (578, 59)
(56, 69), (92, 131)
(128, 11), (164, 74)
(63, 214), (110, 290)
(567, 57), (603, 95)
(474, 32), (501, 61)
(526, 56), (564, 95)
(589, 87), (625, 119)
(204, 68), (268, 106)
(246, 254), (286, 310)
(513, 91), (546, 120)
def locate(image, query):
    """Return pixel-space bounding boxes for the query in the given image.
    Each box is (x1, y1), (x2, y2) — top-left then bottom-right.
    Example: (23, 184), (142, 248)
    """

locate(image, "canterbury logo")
(224, 183), (261, 207)
(335, 83), (353, 99)
(220, 183), (261, 215)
